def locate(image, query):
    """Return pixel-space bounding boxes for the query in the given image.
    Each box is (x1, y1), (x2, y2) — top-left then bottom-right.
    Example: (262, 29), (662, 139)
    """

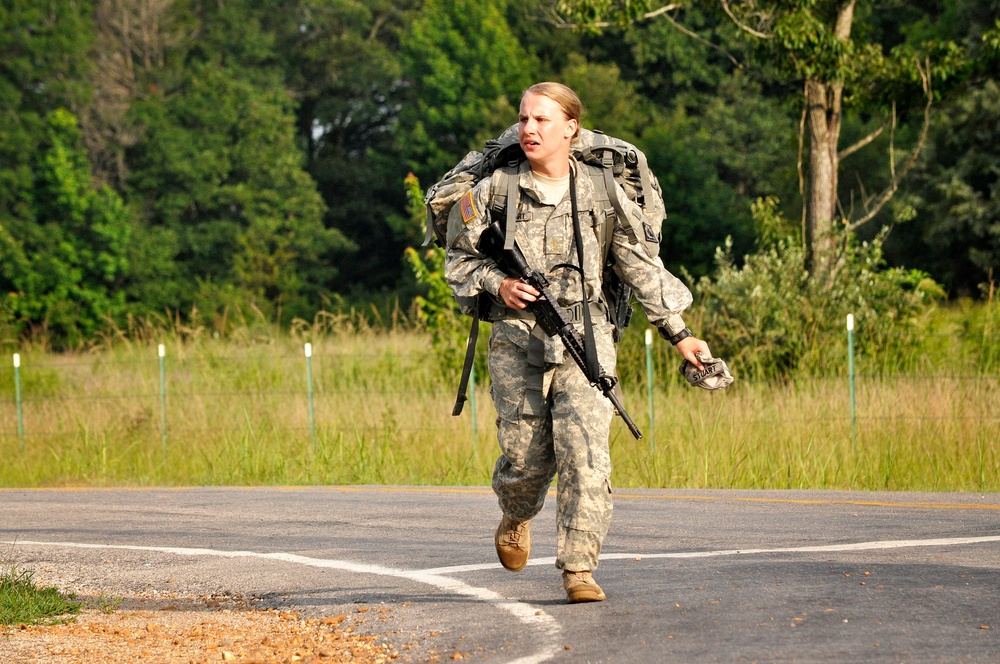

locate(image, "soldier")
(445, 82), (712, 603)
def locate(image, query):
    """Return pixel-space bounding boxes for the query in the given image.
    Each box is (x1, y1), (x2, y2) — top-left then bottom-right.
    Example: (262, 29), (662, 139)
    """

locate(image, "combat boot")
(562, 570), (606, 603)
(495, 515), (530, 571)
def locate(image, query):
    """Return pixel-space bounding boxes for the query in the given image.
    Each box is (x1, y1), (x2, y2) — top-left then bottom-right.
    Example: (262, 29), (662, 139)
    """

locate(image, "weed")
(90, 593), (121, 615)
(0, 562), (82, 626)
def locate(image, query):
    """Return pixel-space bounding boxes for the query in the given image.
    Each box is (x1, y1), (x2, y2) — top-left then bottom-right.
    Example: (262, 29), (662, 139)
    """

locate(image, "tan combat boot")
(495, 515), (530, 571)
(562, 570), (606, 603)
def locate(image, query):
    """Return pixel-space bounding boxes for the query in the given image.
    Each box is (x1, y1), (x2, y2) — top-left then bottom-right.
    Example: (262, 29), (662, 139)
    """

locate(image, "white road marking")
(5, 540), (563, 664)
(7, 534), (1000, 663)
(419, 535), (1000, 575)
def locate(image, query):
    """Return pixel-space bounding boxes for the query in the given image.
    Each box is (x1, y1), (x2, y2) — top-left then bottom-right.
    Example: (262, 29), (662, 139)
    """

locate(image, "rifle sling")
(569, 166), (602, 384)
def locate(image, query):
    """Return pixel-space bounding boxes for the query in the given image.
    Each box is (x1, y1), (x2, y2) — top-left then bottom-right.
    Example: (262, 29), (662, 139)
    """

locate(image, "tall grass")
(1, 303), (998, 491)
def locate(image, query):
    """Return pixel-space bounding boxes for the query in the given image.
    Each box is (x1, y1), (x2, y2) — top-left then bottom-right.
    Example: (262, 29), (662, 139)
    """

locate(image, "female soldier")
(445, 82), (711, 603)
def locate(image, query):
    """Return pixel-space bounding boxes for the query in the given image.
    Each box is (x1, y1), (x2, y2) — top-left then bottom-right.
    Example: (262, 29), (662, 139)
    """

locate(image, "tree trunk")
(804, 78), (842, 276)
(803, 0), (856, 276)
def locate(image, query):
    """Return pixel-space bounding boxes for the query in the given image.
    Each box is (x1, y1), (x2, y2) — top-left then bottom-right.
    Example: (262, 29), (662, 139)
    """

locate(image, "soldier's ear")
(565, 119), (578, 138)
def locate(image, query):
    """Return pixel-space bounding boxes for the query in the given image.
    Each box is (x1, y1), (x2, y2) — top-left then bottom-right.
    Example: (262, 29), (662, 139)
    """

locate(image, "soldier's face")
(518, 93), (577, 172)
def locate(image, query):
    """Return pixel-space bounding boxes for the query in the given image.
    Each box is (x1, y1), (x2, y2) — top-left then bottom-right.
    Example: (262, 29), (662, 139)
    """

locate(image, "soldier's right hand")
(499, 277), (540, 310)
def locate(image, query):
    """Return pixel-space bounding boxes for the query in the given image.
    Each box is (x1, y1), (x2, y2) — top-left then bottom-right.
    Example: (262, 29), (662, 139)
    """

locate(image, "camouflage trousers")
(488, 319), (616, 572)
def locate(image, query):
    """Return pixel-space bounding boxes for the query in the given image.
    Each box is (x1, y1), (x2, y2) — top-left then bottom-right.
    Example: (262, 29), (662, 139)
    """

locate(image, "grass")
(0, 309), (998, 491)
(0, 562), (82, 626)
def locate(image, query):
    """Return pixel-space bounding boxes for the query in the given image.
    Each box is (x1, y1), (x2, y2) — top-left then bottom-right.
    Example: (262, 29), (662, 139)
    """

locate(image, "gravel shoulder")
(2, 571), (398, 664)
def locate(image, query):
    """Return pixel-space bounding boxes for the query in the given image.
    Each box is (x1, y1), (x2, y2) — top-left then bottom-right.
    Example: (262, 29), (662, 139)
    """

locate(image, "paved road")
(3, 486), (999, 663)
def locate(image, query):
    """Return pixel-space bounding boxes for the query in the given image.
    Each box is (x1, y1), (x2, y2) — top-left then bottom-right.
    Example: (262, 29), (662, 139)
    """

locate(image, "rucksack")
(422, 125), (666, 414)
(423, 124), (666, 333)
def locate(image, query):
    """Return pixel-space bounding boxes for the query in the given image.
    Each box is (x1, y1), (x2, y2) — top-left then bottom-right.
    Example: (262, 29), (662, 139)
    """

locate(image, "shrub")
(688, 197), (944, 379)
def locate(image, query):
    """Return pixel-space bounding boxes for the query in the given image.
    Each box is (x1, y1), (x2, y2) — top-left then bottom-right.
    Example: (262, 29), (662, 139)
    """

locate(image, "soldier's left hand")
(676, 336), (711, 370)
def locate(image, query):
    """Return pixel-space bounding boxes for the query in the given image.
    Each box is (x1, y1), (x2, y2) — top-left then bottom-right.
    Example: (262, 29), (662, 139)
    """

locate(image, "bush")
(687, 197), (944, 379)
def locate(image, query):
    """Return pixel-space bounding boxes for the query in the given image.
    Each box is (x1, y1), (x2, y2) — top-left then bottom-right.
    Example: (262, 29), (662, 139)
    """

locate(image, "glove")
(680, 352), (734, 390)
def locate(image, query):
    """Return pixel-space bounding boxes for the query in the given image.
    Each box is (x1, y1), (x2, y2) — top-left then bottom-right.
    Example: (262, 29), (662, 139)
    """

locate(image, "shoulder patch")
(643, 221), (658, 244)
(459, 190), (477, 224)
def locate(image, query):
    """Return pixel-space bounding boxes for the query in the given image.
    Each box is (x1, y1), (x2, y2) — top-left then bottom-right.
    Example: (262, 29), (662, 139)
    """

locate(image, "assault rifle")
(478, 220), (643, 440)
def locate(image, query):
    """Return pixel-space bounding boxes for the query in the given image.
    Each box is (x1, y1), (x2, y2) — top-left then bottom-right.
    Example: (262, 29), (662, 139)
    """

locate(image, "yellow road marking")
(2, 485), (997, 511)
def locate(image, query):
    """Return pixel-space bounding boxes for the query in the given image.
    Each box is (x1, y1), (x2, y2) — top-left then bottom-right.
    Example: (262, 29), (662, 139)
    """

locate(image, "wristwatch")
(665, 327), (692, 346)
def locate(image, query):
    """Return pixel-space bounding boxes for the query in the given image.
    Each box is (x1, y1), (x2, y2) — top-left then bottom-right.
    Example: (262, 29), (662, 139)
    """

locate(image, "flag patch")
(460, 191), (477, 223)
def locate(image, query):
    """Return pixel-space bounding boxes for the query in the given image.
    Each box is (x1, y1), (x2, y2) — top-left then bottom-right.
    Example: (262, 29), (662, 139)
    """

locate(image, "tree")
(122, 0), (351, 321)
(548, 0), (967, 277)
(0, 109), (132, 346)
(397, 0), (538, 182)
(0, 0), (96, 246)
(83, 0), (188, 189)
(555, 52), (787, 276)
(128, 62), (346, 320)
(260, 0), (414, 293)
(896, 79), (1000, 295)
(888, 6), (1000, 295)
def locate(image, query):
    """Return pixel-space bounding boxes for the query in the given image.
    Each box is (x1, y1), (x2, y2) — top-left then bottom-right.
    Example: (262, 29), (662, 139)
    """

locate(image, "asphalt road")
(3, 486), (999, 663)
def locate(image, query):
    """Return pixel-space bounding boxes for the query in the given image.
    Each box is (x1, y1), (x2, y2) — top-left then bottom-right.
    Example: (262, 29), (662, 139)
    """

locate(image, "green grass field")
(2, 316), (997, 492)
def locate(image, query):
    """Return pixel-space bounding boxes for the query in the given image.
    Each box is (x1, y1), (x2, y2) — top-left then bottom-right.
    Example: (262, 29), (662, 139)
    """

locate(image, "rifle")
(478, 220), (643, 440)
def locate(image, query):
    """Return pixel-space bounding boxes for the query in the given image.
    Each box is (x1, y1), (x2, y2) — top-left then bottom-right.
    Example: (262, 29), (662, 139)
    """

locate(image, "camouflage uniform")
(445, 157), (693, 572)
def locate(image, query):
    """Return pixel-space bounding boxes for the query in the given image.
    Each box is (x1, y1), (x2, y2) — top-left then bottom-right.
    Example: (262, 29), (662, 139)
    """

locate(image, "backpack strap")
(487, 164), (521, 251)
(452, 295), (483, 416)
(585, 164), (614, 265)
(600, 152), (641, 245)
(422, 207), (436, 247)
(632, 148), (653, 206)
(503, 164), (518, 250)
(568, 167), (602, 384)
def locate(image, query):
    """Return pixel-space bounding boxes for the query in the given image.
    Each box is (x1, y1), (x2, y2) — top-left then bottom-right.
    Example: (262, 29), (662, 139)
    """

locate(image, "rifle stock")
(478, 221), (643, 440)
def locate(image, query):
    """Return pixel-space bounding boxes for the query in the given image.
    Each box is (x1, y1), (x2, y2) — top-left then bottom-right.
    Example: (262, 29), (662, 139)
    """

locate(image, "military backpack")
(424, 125), (666, 338)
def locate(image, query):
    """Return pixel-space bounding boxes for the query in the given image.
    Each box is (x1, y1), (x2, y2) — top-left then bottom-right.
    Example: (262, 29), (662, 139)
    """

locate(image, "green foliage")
(403, 245), (476, 375)
(770, 3), (855, 80)
(0, 0), (996, 351)
(387, 172), (430, 247)
(639, 74), (796, 277)
(0, 563), (81, 626)
(0, 109), (132, 346)
(691, 197), (942, 379)
(398, 0), (538, 180)
(985, 20), (1000, 57)
(399, 173), (485, 378)
(0, 0), (103, 346)
(558, 54), (657, 141)
(265, 0), (410, 293)
(0, 0), (94, 104)
(555, 0), (659, 28)
(128, 61), (346, 322)
(896, 79), (1000, 295)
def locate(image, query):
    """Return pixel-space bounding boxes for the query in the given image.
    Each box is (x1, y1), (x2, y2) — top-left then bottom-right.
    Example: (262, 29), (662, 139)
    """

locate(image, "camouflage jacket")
(445, 158), (692, 359)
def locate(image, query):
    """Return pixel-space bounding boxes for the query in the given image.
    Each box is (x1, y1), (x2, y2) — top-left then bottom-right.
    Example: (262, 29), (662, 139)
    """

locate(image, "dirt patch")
(2, 591), (399, 663)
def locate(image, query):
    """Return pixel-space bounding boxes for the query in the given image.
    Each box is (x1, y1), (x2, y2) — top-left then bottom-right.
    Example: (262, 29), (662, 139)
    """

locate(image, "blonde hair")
(522, 82), (584, 138)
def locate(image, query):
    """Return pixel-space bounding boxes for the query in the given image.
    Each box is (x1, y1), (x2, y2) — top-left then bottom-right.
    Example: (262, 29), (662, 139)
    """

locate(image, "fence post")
(158, 344), (167, 458)
(14, 353), (24, 452)
(847, 314), (856, 448)
(645, 329), (655, 454)
(305, 343), (316, 453)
